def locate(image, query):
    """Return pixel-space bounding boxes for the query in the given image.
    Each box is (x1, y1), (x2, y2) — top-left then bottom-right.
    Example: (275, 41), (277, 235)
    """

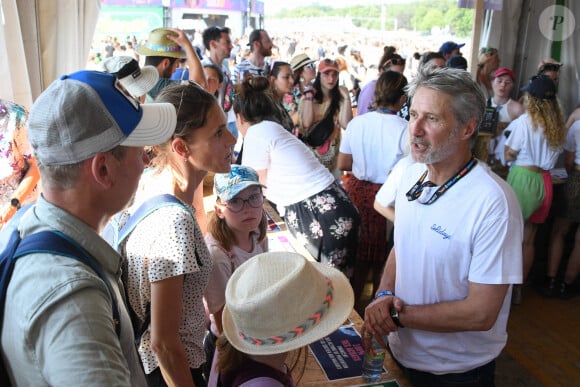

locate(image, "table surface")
(288, 310), (410, 387)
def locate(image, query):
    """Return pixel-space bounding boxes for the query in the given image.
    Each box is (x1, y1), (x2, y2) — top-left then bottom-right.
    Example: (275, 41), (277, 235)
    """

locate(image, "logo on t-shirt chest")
(430, 224), (451, 239)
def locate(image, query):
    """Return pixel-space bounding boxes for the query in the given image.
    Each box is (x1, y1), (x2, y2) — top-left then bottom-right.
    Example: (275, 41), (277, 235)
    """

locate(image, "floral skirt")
(344, 176), (389, 264)
(284, 182), (360, 279)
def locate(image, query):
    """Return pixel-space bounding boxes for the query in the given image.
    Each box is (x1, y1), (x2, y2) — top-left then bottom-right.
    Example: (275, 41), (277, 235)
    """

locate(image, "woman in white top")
(489, 67), (525, 165)
(123, 82), (237, 386)
(234, 76), (360, 278)
(337, 70), (409, 304)
(505, 75), (566, 301)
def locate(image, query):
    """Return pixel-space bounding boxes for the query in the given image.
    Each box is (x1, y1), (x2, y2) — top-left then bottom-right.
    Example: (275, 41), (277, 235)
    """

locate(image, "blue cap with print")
(214, 165), (266, 202)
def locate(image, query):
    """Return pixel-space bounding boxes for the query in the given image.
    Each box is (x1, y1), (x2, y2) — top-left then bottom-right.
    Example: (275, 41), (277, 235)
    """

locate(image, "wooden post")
(470, 0), (485, 80)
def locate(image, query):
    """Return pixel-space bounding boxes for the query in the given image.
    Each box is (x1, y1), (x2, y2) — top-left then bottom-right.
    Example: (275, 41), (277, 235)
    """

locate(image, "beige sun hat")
(290, 53), (315, 72)
(222, 252), (354, 356)
(100, 56), (159, 98)
(136, 28), (187, 59)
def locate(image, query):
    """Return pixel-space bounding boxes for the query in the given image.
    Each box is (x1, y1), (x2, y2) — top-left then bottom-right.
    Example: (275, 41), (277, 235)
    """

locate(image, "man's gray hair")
(406, 66), (486, 133)
(38, 146), (127, 190)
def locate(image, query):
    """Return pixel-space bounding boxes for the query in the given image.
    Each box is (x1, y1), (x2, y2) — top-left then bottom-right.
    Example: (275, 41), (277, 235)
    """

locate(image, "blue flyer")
(308, 325), (386, 381)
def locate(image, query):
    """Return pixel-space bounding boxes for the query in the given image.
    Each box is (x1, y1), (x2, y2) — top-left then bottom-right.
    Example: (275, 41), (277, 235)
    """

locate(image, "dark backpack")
(102, 194), (195, 345)
(0, 207), (120, 386)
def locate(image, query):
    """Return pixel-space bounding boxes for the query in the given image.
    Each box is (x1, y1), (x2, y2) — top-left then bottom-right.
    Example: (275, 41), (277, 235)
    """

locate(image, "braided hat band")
(238, 278), (333, 346)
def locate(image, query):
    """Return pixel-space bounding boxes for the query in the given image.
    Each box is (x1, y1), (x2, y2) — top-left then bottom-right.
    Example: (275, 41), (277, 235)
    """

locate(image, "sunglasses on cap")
(480, 47), (498, 56)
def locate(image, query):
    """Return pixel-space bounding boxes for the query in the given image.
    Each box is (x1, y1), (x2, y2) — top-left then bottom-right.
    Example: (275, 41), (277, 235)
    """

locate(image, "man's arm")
(363, 247), (398, 347)
(396, 282), (509, 332)
(365, 251), (509, 336)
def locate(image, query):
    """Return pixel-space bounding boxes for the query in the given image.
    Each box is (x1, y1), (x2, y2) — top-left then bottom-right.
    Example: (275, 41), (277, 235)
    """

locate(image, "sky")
(264, 0), (418, 15)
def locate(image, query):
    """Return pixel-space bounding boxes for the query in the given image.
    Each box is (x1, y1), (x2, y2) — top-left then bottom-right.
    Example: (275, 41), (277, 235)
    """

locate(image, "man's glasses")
(223, 193), (264, 213)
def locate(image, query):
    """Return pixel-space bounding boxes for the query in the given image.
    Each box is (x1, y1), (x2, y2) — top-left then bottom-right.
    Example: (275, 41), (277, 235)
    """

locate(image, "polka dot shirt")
(123, 202), (213, 374)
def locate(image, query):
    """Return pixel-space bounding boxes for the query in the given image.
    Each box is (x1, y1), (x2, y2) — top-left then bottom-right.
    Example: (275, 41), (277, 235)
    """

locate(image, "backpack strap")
(108, 194), (185, 251)
(111, 194), (200, 345)
(13, 230), (121, 337)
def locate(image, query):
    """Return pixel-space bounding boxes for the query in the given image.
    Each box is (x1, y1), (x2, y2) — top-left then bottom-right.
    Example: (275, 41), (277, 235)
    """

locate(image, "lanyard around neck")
(406, 157), (478, 205)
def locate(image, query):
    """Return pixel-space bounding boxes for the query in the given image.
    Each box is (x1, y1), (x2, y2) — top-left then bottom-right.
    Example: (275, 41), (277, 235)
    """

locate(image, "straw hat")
(290, 53), (315, 72)
(136, 28), (186, 59)
(222, 252), (354, 355)
(100, 56), (159, 97)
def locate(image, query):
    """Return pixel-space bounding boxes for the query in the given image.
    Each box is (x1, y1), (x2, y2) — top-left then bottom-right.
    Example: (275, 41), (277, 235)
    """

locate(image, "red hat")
(318, 59), (339, 74)
(493, 67), (515, 81)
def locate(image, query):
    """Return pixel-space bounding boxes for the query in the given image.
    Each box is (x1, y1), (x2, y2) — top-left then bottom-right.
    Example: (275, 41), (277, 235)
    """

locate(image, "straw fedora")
(222, 252), (354, 356)
(100, 56), (159, 97)
(290, 53), (315, 72)
(136, 28), (186, 59)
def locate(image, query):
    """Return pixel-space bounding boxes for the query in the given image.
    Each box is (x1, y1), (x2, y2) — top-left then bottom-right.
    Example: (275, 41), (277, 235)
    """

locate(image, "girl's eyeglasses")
(222, 193), (264, 213)
(303, 63), (316, 70)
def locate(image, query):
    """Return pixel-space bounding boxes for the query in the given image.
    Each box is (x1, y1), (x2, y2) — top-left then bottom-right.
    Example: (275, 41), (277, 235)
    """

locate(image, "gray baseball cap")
(28, 70), (176, 166)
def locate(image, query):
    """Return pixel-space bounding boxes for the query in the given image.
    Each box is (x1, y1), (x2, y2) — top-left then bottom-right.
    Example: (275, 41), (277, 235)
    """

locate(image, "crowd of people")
(0, 23), (578, 387)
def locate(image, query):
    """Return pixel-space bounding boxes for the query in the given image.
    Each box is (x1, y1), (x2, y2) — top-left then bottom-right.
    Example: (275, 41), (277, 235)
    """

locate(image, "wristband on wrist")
(374, 289), (395, 300)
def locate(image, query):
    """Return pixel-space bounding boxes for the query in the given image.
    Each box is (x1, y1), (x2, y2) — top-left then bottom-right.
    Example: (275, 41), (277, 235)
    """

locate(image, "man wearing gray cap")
(0, 70), (176, 386)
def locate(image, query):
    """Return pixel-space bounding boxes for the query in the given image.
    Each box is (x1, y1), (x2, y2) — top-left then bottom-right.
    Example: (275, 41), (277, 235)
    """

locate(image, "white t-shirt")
(565, 120), (580, 164)
(388, 161), (523, 374)
(375, 155), (415, 208)
(340, 111), (408, 184)
(241, 120), (335, 207)
(504, 113), (563, 170)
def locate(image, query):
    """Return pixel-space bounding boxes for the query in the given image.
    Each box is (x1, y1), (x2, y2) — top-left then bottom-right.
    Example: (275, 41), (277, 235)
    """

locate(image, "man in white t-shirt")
(363, 67), (523, 386)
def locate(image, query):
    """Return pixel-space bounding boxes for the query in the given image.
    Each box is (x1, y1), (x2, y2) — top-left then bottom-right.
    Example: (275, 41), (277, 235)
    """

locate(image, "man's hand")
(363, 295), (404, 340)
(164, 28), (193, 50)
